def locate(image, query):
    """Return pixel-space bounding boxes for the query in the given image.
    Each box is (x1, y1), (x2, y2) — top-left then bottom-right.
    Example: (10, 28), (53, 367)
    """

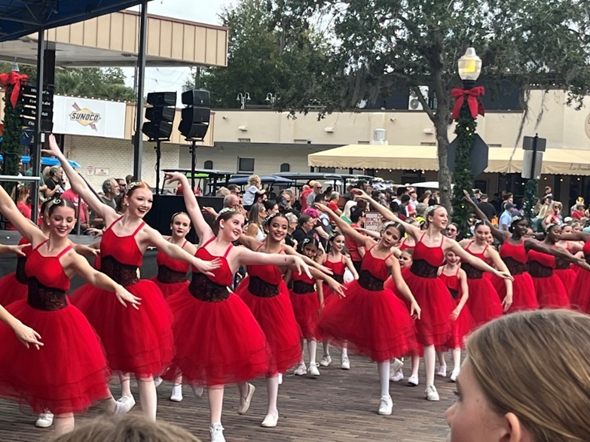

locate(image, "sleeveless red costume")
(571, 240), (590, 312)
(0, 241), (110, 414)
(235, 247), (301, 375)
(316, 246), (416, 362)
(321, 255), (346, 305)
(463, 242), (503, 327)
(0, 237), (31, 306)
(528, 248), (570, 309)
(401, 234), (454, 346)
(438, 269), (474, 349)
(71, 217), (174, 378)
(150, 240), (190, 298)
(165, 238), (270, 386)
(495, 240), (538, 312)
(289, 267), (321, 340)
(552, 243), (576, 295)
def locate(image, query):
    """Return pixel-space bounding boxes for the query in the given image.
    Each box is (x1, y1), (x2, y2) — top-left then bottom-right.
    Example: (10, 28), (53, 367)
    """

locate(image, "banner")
(53, 96), (126, 139)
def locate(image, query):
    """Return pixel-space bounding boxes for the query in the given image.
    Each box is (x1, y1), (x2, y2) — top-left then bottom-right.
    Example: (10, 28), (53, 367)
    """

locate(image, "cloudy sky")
(124, 0), (238, 100)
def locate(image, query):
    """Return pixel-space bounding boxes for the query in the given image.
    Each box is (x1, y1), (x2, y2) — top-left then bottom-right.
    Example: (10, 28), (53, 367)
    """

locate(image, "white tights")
(377, 361), (390, 397)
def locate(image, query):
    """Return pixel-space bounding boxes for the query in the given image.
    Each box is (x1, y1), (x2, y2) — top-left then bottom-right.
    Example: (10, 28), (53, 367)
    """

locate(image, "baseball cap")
(505, 203), (516, 210)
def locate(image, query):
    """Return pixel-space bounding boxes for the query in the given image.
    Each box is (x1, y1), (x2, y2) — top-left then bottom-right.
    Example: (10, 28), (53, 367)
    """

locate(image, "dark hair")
(47, 198), (76, 217)
(401, 194), (411, 204)
(298, 214), (312, 227)
(115, 193), (125, 213)
(263, 212), (288, 232)
(263, 200), (277, 212)
(448, 222), (460, 233)
(227, 184), (239, 192)
(314, 193), (325, 204)
(297, 236), (319, 253)
(401, 248), (414, 257)
(326, 231), (345, 253)
(396, 186), (407, 197)
(213, 209), (241, 235)
(350, 207), (365, 223)
(473, 220), (489, 232)
(170, 211), (190, 223)
(509, 216), (527, 233)
(389, 201), (401, 214)
(382, 221), (406, 238)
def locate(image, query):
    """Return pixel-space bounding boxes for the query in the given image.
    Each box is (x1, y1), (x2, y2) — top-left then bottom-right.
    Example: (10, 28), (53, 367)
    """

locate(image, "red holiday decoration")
(451, 85), (485, 120)
(0, 71), (28, 108)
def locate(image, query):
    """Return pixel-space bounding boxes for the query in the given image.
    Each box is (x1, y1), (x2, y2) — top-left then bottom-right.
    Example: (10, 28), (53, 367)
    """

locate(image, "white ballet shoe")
(116, 395), (136, 414)
(261, 413), (279, 427)
(191, 384), (204, 398)
(170, 384), (183, 402)
(154, 376), (163, 388)
(238, 383), (255, 415)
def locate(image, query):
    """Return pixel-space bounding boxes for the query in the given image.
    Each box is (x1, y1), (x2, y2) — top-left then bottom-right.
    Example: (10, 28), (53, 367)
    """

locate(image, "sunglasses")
(447, 228), (457, 233)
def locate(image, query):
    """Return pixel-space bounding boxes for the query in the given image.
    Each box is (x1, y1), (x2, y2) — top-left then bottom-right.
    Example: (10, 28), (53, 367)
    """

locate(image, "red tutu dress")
(552, 244), (576, 295)
(316, 246), (416, 362)
(438, 269), (474, 349)
(70, 217), (174, 378)
(463, 242), (503, 327)
(402, 234), (454, 346)
(289, 269), (321, 340)
(0, 237), (31, 306)
(164, 238), (270, 386)
(571, 241), (590, 312)
(495, 240), (538, 312)
(0, 241), (110, 415)
(528, 249), (570, 309)
(235, 252), (301, 375)
(321, 256), (346, 306)
(150, 240), (190, 298)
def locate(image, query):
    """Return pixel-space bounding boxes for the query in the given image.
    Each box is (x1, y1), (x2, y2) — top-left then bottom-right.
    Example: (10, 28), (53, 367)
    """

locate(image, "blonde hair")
(248, 174), (261, 187)
(48, 414), (201, 441)
(467, 310), (590, 442)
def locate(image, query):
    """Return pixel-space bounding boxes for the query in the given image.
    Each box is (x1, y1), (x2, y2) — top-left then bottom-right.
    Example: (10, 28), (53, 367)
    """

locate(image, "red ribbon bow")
(451, 85), (485, 120)
(0, 71), (28, 108)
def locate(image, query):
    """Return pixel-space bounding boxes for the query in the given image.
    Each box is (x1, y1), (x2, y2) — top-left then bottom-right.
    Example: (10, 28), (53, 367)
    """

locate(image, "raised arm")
(0, 185), (45, 244)
(43, 135), (118, 224)
(462, 189), (508, 243)
(314, 203), (374, 249)
(164, 172), (214, 242)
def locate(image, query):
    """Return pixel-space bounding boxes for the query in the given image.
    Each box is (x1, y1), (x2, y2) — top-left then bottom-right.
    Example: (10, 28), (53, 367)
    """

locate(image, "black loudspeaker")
(181, 90), (211, 107)
(178, 89), (211, 140)
(142, 91), (177, 140)
(144, 195), (224, 244)
(147, 92), (177, 106)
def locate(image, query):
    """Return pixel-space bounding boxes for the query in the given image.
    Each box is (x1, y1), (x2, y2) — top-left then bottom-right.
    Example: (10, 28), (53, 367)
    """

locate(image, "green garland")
(451, 100), (477, 239)
(522, 178), (538, 223)
(2, 83), (23, 183)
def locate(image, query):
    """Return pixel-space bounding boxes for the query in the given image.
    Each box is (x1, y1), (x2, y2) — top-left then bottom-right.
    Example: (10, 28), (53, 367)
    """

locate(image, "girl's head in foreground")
(447, 309), (590, 442)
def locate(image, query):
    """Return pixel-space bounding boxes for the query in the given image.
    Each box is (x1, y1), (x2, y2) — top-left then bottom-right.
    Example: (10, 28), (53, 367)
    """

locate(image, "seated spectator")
(243, 175), (265, 209)
(571, 203), (585, 220)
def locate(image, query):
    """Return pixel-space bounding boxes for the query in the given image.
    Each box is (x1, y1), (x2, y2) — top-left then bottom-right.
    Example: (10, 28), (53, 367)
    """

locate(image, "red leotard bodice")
(25, 241), (72, 291)
(500, 240), (527, 264)
(101, 217), (145, 267)
(291, 268), (315, 284)
(464, 241), (491, 264)
(156, 240), (190, 273)
(193, 237), (234, 287)
(324, 257), (346, 279)
(583, 240), (590, 259)
(528, 248), (555, 268)
(18, 236), (32, 258)
(360, 247), (394, 281)
(412, 234), (445, 268)
(246, 246), (284, 285)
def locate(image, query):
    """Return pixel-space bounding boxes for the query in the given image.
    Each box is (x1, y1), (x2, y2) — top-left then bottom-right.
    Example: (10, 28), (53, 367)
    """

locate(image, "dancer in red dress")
(236, 213), (343, 428)
(318, 232), (358, 369)
(45, 136), (217, 422)
(314, 203), (420, 416)
(0, 190), (140, 436)
(560, 230), (590, 312)
(548, 228), (578, 294)
(458, 222), (512, 327)
(437, 250), (473, 382)
(0, 237), (32, 306)
(163, 172), (311, 442)
(351, 189), (511, 402)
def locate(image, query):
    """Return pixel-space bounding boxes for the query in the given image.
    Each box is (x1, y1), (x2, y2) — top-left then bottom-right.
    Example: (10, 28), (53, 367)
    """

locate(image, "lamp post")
(451, 47), (484, 238)
(236, 92), (251, 110)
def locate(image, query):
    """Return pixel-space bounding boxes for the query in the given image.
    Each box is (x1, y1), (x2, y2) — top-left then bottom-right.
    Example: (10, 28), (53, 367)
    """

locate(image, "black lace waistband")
(15, 256), (27, 284)
(292, 280), (315, 294)
(248, 275), (280, 298)
(528, 261), (553, 278)
(189, 272), (229, 302)
(157, 265), (187, 284)
(358, 269), (384, 291)
(27, 278), (67, 311)
(503, 257), (526, 276)
(586, 255), (590, 266)
(410, 259), (438, 278)
(554, 256), (571, 270)
(101, 256), (139, 287)
(332, 273), (344, 284)
(462, 263), (484, 279)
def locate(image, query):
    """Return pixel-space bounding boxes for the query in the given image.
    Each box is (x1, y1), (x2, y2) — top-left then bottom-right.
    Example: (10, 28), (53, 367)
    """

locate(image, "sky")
(123, 0), (238, 102)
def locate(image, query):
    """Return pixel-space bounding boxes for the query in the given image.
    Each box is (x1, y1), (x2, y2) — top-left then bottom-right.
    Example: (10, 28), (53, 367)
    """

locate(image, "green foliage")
(184, 0), (330, 108)
(522, 178), (538, 222)
(451, 102), (477, 239)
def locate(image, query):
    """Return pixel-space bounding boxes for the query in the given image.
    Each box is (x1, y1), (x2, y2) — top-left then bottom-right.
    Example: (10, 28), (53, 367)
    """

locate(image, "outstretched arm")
(387, 256), (420, 319)
(0, 185), (45, 244)
(0, 304), (43, 349)
(43, 135), (118, 224)
(236, 247), (311, 278)
(282, 245), (334, 275)
(486, 247), (513, 311)
(446, 238), (513, 280)
(560, 231), (590, 242)
(165, 173), (214, 242)
(462, 189), (508, 243)
(314, 203), (374, 249)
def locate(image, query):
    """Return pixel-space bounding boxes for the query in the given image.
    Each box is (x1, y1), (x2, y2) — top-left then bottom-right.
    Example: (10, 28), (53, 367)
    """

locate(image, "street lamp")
(236, 92), (250, 109)
(450, 47), (485, 239)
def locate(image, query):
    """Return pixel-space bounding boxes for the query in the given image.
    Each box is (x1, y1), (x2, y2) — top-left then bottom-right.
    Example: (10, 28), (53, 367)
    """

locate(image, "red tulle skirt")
(70, 280), (174, 378)
(465, 277), (503, 327)
(316, 280), (416, 362)
(554, 268), (577, 295)
(235, 278), (301, 375)
(400, 272), (454, 347)
(531, 275), (570, 309)
(494, 272), (538, 313)
(0, 273), (28, 306)
(0, 300), (110, 415)
(149, 276), (189, 299)
(571, 268), (590, 313)
(164, 289), (270, 386)
(289, 290), (320, 340)
(444, 299), (475, 350)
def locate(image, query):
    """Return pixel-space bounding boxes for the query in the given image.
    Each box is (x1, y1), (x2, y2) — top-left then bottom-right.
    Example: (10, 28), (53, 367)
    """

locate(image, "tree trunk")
(434, 112), (452, 211)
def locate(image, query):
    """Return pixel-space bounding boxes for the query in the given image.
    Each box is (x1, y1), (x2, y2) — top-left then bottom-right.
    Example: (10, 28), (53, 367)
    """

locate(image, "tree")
(275, 0), (590, 212)
(185, 0), (330, 108)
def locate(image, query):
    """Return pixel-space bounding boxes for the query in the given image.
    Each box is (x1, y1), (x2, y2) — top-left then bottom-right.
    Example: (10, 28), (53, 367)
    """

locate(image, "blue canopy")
(0, 0), (151, 42)
(0, 154), (81, 168)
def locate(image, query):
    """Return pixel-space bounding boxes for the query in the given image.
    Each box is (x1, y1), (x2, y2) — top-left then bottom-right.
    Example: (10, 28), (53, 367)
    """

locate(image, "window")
(238, 157), (255, 173)
(204, 160), (213, 170)
(280, 163), (290, 172)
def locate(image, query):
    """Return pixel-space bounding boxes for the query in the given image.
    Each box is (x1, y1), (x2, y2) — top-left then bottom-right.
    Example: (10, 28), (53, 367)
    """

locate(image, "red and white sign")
(53, 96), (126, 139)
